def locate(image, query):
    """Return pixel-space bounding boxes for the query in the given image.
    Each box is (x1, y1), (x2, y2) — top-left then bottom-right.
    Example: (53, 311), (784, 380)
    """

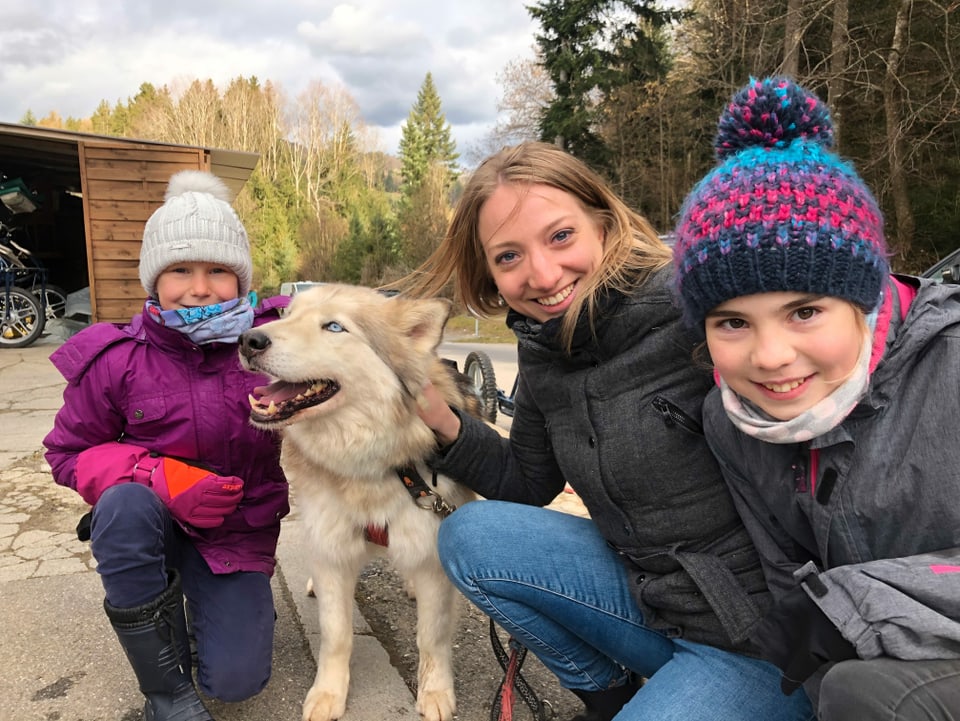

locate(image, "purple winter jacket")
(43, 297), (290, 576)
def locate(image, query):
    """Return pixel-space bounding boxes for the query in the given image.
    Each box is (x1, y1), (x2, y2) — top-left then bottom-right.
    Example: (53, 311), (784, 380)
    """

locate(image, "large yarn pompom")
(714, 76), (834, 160)
(164, 169), (231, 202)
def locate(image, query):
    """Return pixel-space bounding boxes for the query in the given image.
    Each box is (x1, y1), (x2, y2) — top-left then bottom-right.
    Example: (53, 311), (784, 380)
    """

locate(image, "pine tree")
(395, 74), (459, 269)
(398, 73), (459, 193)
(529, 0), (606, 161)
(528, 0), (676, 170)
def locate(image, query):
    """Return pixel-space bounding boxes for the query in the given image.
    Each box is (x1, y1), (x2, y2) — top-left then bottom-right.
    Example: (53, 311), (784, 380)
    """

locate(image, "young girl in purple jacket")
(44, 171), (289, 721)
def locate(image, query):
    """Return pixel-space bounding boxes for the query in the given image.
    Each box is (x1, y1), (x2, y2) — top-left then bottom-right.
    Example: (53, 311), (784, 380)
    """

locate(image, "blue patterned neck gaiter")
(146, 297), (255, 344)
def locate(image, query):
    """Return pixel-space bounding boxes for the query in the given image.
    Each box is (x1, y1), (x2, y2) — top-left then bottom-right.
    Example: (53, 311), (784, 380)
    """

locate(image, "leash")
(488, 618), (552, 721)
(396, 464), (457, 518)
(392, 468), (548, 720)
(393, 466), (549, 720)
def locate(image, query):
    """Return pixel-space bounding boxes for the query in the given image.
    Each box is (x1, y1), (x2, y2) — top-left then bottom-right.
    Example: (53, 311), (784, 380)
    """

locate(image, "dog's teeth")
(248, 394), (260, 410)
(267, 400), (278, 415)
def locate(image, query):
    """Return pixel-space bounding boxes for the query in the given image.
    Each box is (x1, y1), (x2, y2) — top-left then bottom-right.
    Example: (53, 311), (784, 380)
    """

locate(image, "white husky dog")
(239, 284), (481, 721)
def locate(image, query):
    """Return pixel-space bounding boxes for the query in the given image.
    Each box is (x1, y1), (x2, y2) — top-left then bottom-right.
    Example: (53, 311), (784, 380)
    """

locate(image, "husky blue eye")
(323, 321), (345, 333)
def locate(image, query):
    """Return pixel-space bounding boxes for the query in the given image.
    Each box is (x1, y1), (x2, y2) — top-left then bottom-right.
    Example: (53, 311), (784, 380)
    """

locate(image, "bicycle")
(1, 266), (45, 347)
(0, 221), (67, 321)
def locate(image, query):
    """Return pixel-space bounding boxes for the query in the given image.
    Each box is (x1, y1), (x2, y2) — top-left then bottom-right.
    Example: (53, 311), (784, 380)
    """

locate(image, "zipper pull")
(652, 396), (674, 427)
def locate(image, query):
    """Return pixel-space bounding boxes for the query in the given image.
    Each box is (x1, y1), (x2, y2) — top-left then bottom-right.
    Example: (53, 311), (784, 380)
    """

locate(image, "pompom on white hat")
(138, 170), (253, 299)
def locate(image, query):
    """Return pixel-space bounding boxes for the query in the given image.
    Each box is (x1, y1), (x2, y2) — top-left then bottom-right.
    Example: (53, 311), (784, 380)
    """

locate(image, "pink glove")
(75, 442), (153, 505)
(149, 456), (244, 529)
(73, 443), (242, 527)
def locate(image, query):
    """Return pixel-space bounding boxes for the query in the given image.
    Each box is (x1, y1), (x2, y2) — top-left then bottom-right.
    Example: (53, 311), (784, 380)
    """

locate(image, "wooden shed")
(0, 123), (258, 324)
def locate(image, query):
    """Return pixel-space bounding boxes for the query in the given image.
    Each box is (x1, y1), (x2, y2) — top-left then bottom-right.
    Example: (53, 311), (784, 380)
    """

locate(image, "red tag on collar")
(364, 524), (389, 547)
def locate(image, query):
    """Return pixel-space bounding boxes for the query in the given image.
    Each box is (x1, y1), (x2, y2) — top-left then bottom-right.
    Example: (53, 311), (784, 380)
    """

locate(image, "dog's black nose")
(239, 330), (271, 358)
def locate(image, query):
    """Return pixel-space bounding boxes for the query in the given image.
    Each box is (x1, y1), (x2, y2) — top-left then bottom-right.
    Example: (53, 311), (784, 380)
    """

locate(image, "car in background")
(276, 281), (326, 316)
(278, 280), (399, 308)
(279, 280), (326, 297)
(922, 248), (960, 284)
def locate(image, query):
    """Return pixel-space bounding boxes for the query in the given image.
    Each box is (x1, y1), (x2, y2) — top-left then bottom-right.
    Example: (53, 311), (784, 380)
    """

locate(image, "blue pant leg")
(90, 482), (175, 607)
(439, 500), (675, 690)
(178, 541), (275, 702)
(618, 640), (814, 721)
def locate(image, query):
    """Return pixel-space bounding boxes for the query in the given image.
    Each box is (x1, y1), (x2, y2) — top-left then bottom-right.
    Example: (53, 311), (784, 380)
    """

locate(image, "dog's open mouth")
(248, 379), (341, 423)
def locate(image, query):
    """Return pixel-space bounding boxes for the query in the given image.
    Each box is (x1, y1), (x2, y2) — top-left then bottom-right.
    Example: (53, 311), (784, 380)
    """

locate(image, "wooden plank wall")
(78, 143), (207, 323)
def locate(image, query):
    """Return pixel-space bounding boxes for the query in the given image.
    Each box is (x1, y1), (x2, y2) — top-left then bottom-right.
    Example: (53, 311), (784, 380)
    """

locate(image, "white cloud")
(0, 0), (539, 161)
(297, 5), (424, 56)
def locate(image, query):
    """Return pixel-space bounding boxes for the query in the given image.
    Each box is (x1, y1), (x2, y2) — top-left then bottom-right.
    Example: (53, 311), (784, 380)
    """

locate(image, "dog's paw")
(302, 685), (347, 721)
(404, 577), (417, 600)
(416, 688), (456, 721)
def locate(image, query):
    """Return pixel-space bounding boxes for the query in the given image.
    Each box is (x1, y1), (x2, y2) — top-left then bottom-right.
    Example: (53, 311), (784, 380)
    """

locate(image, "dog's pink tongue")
(253, 380), (313, 404)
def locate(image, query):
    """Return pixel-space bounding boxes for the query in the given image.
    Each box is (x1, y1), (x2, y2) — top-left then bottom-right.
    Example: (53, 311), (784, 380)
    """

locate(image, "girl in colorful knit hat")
(44, 171), (289, 720)
(674, 77), (960, 720)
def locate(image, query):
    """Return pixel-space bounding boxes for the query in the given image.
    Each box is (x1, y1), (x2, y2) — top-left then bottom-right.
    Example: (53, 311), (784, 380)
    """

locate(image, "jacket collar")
(862, 273), (959, 408)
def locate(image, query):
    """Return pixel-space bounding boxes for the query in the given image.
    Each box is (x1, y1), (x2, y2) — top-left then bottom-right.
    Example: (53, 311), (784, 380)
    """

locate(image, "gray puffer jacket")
(434, 266), (770, 653)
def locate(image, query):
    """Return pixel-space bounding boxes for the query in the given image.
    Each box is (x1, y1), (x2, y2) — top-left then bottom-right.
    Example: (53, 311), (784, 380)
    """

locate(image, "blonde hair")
(400, 142), (672, 350)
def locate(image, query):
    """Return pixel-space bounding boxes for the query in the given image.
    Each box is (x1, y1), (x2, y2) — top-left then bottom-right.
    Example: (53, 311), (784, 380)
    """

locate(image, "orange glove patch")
(161, 457), (212, 498)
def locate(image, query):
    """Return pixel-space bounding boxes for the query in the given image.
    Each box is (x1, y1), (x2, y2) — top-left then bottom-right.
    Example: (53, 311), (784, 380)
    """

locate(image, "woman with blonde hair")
(408, 142), (812, 721)
(407, 141), (671, 351)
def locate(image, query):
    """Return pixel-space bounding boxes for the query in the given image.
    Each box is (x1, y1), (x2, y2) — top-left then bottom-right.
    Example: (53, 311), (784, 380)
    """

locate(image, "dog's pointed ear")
(379, 297), (452, 401)
(400, 297), (452, 354)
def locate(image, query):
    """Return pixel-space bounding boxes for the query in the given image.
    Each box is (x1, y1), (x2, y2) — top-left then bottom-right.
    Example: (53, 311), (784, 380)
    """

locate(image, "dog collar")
(362, 466), (456, 549)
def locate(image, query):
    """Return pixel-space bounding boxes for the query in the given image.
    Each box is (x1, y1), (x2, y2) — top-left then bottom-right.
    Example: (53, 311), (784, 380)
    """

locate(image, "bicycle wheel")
(0, 286), (45, 348)
(464, 351), (498, 424)
(33, 283), (68, 320)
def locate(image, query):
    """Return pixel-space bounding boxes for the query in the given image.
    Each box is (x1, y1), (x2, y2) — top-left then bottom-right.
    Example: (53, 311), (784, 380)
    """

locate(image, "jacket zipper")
(651, 396), (703, 435)
(809, 447), (819, 497)
(791, 445), (819, 497)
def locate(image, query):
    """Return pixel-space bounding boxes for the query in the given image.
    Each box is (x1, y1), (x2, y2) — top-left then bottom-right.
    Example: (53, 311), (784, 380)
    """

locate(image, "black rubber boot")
(104, 569), (213, 721)
(569, 676), (642, 721)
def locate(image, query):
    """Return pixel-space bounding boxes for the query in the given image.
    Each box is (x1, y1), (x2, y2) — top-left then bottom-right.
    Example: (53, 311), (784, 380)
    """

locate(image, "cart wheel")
(464, 351), (498, 424)
(0, 286), (46, 348)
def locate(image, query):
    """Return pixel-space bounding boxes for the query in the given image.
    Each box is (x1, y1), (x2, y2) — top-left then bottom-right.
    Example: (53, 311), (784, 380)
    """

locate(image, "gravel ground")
(355, 557), (583, 721)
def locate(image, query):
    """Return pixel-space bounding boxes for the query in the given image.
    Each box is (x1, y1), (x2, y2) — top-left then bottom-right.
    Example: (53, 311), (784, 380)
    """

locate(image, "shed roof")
(0, 122), (258, 198)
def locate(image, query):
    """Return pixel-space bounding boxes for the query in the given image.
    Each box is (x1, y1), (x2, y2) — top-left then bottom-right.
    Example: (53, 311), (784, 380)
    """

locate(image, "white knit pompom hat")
(138, 170), (253, 298)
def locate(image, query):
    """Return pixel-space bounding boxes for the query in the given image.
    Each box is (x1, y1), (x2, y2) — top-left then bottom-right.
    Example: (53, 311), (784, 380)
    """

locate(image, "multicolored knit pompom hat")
(673, 76), (889, 330)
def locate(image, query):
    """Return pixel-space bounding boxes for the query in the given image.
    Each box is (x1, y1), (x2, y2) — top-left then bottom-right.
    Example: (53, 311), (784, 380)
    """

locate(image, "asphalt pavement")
(0, 326), (439, 721)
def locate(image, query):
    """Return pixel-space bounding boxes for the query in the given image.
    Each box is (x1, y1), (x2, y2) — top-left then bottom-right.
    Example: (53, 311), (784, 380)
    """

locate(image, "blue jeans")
(90, 483), (274, 702)
(439, 501), (814, 721)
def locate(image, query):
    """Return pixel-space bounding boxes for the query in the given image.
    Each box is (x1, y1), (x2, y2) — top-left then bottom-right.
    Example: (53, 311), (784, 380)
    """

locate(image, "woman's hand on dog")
(417, 382), (462, 447)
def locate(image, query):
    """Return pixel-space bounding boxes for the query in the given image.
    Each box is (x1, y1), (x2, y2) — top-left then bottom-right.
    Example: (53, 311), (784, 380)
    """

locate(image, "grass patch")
(444, 314), (515, 344)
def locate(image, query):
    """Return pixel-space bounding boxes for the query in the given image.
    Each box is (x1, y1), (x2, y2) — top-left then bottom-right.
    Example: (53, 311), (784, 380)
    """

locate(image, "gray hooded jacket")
(703, 275), (960, 670)
(434, 266), (771, 653)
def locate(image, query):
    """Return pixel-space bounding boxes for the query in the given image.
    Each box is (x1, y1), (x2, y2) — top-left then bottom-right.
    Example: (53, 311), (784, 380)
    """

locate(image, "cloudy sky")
(0, 1), (540, 163)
